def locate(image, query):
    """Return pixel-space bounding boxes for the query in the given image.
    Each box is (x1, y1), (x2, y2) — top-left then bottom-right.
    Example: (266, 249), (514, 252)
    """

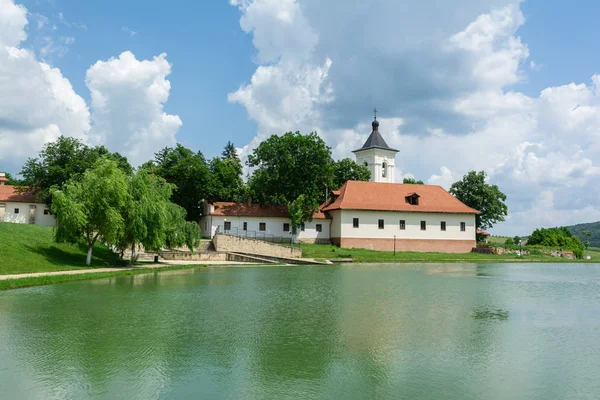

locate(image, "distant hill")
(566, 221), (600, 247)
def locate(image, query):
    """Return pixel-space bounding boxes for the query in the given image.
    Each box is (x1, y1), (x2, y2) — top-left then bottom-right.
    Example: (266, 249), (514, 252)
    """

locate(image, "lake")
(1, 263), (600, 399)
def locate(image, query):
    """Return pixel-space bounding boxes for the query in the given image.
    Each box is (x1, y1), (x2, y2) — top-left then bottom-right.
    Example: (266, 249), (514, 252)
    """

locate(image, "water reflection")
(1, 263), (600, 399)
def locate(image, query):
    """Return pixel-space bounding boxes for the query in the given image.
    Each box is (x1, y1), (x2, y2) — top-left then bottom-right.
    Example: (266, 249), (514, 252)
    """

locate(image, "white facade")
(201, 215), (330, 242)
(331, 210), (476, 241)
(0, 202), (55, 226)
(354, 148), (398, 183)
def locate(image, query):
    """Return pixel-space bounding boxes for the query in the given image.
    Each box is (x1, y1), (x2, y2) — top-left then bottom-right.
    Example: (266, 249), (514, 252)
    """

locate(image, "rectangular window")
(441, 221), (446, 231)
(243, 222), (247, 231)
(460, 222), (466, 232)
(316, 224), (322, 232)
(300, 222), (305, 231)
(421, 221), (426, 230)
(353, 218), (359, 228)
(43, 209), (50, 215)
(283, 223), (290, 232)
(259, 222), (266, 232)
(378, 219), (384, 229)
(224, 221), (231, 231)
(399, 220), (406, 230)
(14, 208), (19, 214)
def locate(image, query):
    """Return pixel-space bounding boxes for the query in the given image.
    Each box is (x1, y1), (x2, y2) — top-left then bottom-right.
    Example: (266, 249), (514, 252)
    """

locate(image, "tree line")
(4, 132), (512, 260)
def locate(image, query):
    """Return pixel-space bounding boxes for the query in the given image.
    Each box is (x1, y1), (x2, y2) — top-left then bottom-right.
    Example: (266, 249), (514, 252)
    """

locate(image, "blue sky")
(2, 0), (600, 235)
(15, 0), (597, 160)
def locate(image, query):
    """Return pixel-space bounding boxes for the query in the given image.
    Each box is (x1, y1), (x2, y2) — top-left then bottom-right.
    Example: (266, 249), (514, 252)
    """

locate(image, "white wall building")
(0, 185), (55, 226)
(201, 116), (478, 253)
(200, 202), (330, 244)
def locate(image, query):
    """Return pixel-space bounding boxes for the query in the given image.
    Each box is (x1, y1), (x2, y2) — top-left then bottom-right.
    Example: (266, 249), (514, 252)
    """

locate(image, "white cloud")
(86, 51), (182, 166)
(0, 0), (28, 47)
(0, 1), (90, 170)
(0, 1), (181, 173)
(230, 0), (600, 235)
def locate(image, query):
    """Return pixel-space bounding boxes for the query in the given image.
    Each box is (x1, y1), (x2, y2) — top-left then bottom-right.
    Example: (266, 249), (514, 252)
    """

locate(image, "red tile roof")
(0, 185), (38, 203)
(477, 229), (490, 236)
(0, 176), (8, 182)
(322, 181), (479, 214)
(209, 202), (330, 219)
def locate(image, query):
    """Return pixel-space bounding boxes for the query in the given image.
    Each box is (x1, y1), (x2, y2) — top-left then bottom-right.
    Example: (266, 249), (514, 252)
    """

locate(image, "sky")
(1, 0), (599, 236)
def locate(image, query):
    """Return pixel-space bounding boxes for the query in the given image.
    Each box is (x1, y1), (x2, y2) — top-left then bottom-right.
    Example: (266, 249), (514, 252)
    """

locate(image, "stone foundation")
(332, 237), (476, 253)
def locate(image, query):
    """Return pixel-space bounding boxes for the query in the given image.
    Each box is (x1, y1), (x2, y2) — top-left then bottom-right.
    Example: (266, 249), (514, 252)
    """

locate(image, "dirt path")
(0, 260), (273, 281)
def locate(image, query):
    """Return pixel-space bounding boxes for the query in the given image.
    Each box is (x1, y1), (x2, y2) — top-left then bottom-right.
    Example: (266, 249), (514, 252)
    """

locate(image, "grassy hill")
(566, 221), (600, 247)
(0, 222), (121, 275)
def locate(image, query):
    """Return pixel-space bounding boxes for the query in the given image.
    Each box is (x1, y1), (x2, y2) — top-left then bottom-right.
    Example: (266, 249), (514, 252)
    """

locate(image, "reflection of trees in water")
(1, 270), (247, 398)
(247, 267), (342, 393)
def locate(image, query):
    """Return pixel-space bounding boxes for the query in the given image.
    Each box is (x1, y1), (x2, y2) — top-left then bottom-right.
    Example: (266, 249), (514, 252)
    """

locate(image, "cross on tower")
(373, 108), (377, 120)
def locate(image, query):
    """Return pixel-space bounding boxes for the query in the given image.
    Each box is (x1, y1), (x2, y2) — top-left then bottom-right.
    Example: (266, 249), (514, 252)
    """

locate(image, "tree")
(513, 236), (521, 245)
(582, 230), (593, 257)
(51, 158), (129, 266)
(449, 171), (508, 230)
(208, 142), (246, 202)
(222, 141), (238, 159)
(403, 177), (424, 184)
(21, 136), (132, 204)
(247, 131), (333, 222)
(164, 203), (201, 252)
(331, 158), (370, 189)
(527, 227), (584, 258)
(152, 144), (211, 221)
(288, 195), (306, 242)
(117, 170), (176, 264)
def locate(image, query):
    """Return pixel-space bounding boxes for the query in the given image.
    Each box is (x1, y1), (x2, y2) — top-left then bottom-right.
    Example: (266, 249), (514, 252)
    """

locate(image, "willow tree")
(118, 170), (175, 264)
(51, 158), (129, 266)
(164, 203), (201, 252)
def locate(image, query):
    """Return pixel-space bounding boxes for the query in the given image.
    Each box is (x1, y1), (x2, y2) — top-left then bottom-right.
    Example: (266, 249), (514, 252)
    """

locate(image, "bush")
(527, 227), (584, 259)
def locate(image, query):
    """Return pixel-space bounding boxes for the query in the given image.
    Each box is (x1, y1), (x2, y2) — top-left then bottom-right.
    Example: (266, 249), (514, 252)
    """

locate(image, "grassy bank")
(299, 243), (599, 263)
(0, 264), (209, 291)
(0, 222), (123, 275)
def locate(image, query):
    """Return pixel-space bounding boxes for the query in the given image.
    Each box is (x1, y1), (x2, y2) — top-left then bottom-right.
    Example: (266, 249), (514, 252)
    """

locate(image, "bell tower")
(352, 110), (399, 183)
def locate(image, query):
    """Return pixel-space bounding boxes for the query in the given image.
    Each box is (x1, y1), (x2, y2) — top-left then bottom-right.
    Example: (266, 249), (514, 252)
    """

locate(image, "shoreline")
(2, 257), (599, 291)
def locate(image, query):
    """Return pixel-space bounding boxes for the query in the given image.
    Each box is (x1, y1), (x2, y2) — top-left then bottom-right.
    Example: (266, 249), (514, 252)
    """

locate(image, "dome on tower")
(352, 117), (398, 153)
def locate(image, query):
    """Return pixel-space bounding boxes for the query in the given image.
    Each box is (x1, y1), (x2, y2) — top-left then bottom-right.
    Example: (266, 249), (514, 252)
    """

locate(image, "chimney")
(247, 196), (252, 207)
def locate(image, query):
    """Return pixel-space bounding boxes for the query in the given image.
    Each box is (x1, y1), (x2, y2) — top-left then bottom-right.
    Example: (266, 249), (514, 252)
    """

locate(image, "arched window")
(363, 161), (368, 167)
(382, 162), (387, 178)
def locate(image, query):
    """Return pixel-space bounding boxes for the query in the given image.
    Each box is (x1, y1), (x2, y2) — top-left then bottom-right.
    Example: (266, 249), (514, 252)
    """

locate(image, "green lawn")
(0, 222), (122, 275)
(299, 243), (597, 263)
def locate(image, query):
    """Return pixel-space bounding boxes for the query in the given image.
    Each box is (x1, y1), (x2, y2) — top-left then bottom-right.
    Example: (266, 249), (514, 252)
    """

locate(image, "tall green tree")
(118, 170), (176, 264)
(152, 144), (210, 221)
(51, 158), (130, 266)
(331, 158), (370, 189)
(21, 136), (132, 204)
(582, 230), (593, 256)
(208, 142), (246, 202)
(449, 171), (508, 230)
(164, 203), (201, 252)
(247, 131), (333, 222)
(403, 177), (424, 184)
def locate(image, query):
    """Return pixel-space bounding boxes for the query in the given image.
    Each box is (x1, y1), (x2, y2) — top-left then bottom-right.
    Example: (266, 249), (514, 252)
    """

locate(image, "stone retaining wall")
(159, 251), (227, 261)
(213, 234), (302, 258)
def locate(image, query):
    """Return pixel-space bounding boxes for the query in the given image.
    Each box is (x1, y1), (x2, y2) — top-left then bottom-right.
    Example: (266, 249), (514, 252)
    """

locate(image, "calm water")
(1, 264), (600, 400)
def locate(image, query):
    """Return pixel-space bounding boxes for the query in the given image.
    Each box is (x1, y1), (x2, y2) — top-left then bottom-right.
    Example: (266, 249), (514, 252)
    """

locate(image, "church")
(201, 116), (478, 253)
